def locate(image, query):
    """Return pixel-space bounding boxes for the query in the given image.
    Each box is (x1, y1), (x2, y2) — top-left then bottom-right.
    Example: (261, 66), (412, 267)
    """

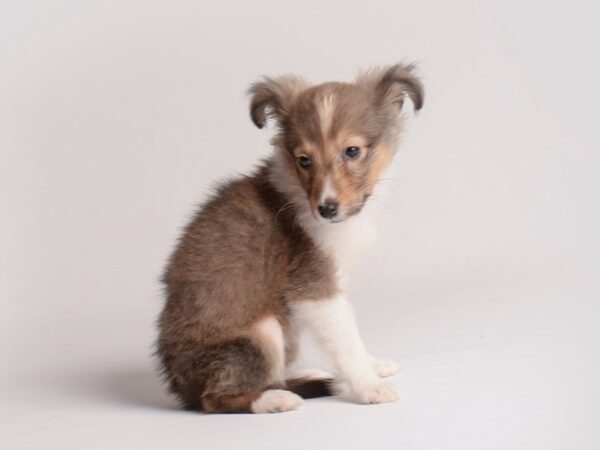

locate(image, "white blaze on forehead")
(319, 177), (337, 203)
(316, 94), (339, 206)
(317, 93), (336, 137)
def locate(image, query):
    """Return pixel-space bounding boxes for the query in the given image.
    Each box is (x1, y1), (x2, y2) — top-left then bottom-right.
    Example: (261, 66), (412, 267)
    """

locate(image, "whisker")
(275, 201), (294, 221)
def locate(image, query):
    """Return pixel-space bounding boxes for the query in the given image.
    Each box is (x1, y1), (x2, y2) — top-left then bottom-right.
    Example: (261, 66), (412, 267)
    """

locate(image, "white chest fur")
(300, 210), (378, 281)
(268, 150), (388, 281)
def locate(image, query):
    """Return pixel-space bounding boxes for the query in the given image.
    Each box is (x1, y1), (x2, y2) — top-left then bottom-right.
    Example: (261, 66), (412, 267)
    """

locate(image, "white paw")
(286, 368), (334, 381)
(373, 358), (401, 378)
(336, 381), (399, 404)
(251, 389), (303, 414)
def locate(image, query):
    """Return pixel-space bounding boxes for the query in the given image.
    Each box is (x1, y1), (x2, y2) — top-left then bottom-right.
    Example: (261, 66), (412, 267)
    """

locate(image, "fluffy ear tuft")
(358, 63), (424, 112)
(247, 75), (309, 129)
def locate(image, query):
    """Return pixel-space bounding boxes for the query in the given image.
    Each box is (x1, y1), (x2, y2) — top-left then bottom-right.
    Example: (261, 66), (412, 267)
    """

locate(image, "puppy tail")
(285, 376), (335, 399)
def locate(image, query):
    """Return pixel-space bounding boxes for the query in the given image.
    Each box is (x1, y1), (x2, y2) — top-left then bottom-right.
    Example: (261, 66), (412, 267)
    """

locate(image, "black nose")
(318, 202), (339, 219)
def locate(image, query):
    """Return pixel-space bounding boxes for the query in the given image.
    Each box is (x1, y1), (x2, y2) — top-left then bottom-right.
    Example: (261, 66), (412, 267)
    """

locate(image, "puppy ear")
(358, 63), (424, 112)
(247, 75), (309, 129)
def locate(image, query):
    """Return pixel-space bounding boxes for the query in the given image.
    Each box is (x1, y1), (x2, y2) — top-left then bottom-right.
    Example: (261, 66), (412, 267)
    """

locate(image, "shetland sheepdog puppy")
(157, 63), (424, 413)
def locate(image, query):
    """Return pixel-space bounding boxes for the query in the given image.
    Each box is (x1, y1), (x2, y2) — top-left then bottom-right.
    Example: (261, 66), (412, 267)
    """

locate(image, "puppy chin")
(329, 215), (347, 224)
(325, 218), (345, 224)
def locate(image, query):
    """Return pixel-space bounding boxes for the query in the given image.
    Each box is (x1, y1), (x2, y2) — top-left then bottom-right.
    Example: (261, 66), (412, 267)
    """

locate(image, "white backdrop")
(1, 1), (599, 449)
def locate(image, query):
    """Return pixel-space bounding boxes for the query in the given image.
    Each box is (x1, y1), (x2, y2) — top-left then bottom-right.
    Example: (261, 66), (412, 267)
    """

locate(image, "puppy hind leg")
(199, 338), (269, 413)
(201, 316), (302, 413)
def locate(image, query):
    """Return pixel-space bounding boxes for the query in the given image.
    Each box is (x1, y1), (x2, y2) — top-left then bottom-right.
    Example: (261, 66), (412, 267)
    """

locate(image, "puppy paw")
(373, 358), (401, 378)
(286, 368), (334, 381)
(336, 380), (399, 404)
(251, 389), (303, 413)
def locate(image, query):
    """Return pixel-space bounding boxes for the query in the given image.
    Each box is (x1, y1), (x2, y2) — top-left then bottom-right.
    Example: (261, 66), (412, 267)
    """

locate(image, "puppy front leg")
(292, 295), (398, 404)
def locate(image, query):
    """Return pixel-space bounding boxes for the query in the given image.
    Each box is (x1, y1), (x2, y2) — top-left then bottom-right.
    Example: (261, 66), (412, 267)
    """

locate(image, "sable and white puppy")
(157, 63), (424, 413)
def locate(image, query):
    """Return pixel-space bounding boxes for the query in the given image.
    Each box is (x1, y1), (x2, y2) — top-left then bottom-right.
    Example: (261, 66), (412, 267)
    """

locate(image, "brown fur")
(202, 392), (262, 414)
(158, 167), (338, 410)
(157, 63), (424, 413)
(286, 377), (334, 399)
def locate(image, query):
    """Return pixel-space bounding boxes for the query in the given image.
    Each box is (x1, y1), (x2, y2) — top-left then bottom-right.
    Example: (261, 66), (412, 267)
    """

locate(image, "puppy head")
(249, 64), (424, 222)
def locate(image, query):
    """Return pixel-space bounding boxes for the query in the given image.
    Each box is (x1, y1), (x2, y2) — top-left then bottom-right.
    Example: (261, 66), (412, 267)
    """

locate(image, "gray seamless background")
(1, 1), (598, 449)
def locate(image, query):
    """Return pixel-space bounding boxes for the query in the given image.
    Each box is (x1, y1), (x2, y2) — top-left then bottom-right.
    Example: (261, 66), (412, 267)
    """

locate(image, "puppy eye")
(297, 155), (312, 169)
(344, 146), (360, 159)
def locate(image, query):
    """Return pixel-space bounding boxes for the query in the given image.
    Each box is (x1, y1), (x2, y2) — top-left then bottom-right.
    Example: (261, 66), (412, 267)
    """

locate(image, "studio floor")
(3, 259), (597, 450)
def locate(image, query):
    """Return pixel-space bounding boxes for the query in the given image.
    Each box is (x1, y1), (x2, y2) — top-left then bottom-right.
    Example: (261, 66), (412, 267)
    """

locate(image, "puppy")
(157, 63), (424, 413)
